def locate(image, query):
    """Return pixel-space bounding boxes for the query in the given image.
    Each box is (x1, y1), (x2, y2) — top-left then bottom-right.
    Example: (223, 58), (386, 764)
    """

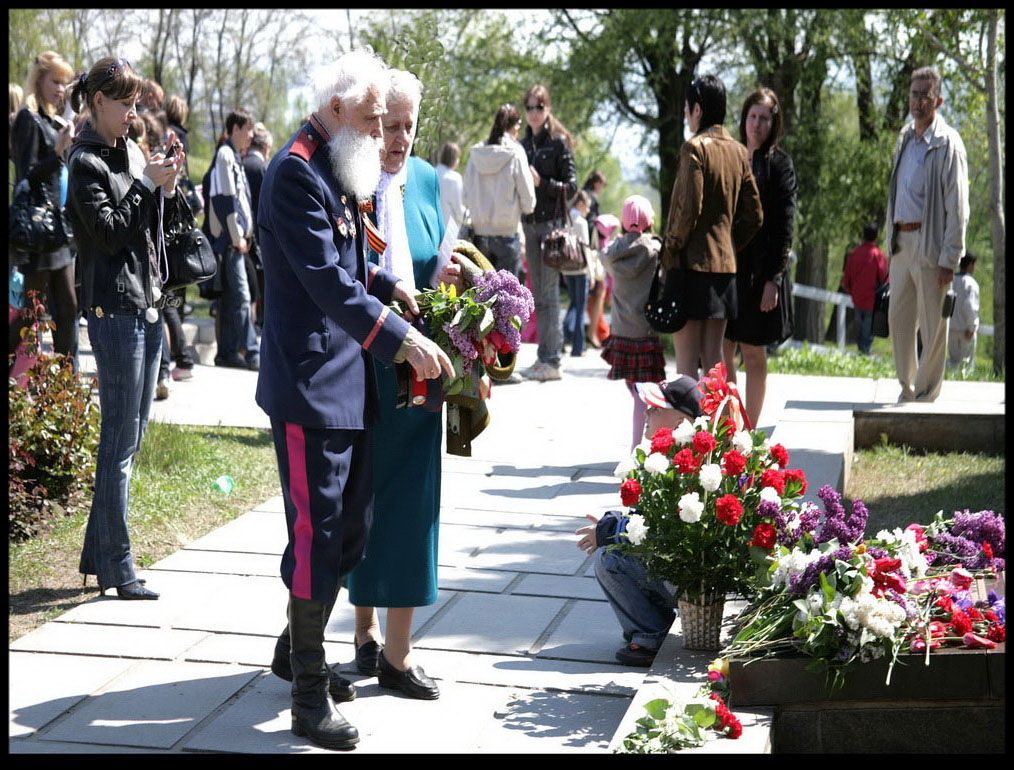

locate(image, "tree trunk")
(985, 10), (1005, 373)
(657, 70), (691, 226)
(854, 51), (876, 141)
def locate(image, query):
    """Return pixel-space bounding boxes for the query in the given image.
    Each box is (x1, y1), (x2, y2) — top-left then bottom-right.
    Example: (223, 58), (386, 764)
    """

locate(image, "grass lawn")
(8, 421), (281, 642)
(845, 442), (1005, 534)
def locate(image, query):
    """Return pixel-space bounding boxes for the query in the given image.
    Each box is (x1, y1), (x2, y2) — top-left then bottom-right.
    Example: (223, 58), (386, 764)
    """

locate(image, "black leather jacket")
(67, 125), (191, 313)
(740, 148), (797, 284)
(520, 121), (577, 224)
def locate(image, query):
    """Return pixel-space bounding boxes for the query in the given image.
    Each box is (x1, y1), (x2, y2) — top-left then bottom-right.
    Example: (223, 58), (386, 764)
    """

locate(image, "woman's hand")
(144, 152), (175, 188)
(55, 122), (74, 155)
(575, 513), (600, 554)
(759, 280), (779, 313)
(435, 260), (464, 293)
(529, 164), (541, 188)
(161, 130), (185, 194)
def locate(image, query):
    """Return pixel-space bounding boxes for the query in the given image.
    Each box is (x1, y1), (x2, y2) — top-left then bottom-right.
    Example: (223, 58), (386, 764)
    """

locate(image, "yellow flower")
(709, 657), (729, 676)
(855, 543), (867, 554)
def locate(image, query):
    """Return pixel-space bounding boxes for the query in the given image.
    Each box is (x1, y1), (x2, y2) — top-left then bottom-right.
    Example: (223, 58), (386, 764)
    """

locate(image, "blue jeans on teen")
(473, 234), (522, 278)
(562, 273), (588, 356)
(855, 308), (874, 354)
(80, 310), (162, 588)
(217, 246), (259, 365)
(523, 220), (563, 367)
(594, 546), (677, 650)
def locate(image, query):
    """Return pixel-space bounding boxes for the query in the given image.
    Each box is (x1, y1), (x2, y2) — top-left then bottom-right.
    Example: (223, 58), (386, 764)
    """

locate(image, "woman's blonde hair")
(24, 51), (75, 116)
(10, 83), (25, 117)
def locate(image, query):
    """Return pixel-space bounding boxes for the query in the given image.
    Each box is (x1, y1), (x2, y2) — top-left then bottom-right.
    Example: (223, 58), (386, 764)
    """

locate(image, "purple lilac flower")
(866, 547), (888, 559)
(950, 510), (1006, 569)
(815, 486), (868, 545)
(771, 501), (820, 548)
(787, 546), (853, 595)
(443, 322), (478, 374)
(472, 270), (534, 352)
(929, 531), (980, 566)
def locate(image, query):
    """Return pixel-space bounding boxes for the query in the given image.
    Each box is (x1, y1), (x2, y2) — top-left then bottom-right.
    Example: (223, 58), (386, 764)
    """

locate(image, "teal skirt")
(345, 362), (442, 607)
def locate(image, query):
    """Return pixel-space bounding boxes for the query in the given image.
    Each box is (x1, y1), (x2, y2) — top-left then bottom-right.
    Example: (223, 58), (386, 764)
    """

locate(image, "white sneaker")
(524, 361), (561, 381)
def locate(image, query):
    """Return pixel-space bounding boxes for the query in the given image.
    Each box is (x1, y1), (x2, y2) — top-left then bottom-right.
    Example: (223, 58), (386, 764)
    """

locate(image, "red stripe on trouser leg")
(285, 423), (314, 599)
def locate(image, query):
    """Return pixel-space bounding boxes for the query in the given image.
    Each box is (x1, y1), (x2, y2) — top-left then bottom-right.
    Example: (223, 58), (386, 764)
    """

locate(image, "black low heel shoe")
(354, 638), (383, 677)
(271, 631), (356, 702)
(101, 580), (159, 600)
(377, 651), (440, 700)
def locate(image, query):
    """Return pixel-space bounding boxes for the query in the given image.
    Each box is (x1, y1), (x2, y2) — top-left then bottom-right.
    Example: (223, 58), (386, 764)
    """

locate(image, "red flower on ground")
(724, 717), (743, 739)
(907, 523), (929, 552)
(750, 522), (777, 550)
(929, 621), (948, 638)
(934, 595), (955, 614)
(950, 567), (974, 589)
(769, 443), (789, 467)
(966, 607), (983, 621)
(982, 542), (994, 560)
(650, 428), (675, 456)
(759, 468), (785, 494)
(782, 468), (807, 495)
(672, 448), (701, 474)
(721, 450), (747, 476)
(620, 478), (641, 507)
(716, 495), (743, 526)
(692, 430), (718, 455)
(983, 610), (998, 623)
(869, 558), (906, 595)
(950, 610), (973, 636)
(986, 623), (1006, 643)
(963, 632), (997, 650)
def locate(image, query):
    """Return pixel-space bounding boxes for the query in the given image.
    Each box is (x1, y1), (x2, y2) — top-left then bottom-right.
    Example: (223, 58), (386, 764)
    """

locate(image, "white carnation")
(644, 452), (670, 475)
(770, 547), (824, 589)
(672, 419), (696, 445)
(678, 492), (704, 523)
(613, 456), (637, 478)
(759, 486), (781, 504)
(625, 513), (649, 546)
(731, 430), (753, 454)
(698, 463), (722, 492)
(693, 415), (711, 430)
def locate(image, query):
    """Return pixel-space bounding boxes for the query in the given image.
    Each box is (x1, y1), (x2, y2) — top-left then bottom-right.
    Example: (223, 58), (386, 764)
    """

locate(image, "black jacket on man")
(11, 105), (74, 268)
(242, 149), (268, 230)
(66, 124), (192, 313)
(520, 121), (577, 224)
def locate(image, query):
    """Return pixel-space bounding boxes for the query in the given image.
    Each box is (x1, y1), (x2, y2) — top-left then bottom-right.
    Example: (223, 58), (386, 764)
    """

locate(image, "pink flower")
(962, 632), (997, 650)
(950, 567), (974, 590)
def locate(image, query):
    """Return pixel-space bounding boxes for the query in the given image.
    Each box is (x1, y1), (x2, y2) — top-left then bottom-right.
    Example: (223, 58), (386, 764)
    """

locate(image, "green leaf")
(478, 307), (495, 336)
(451, 307), (464, 327)
(510, 315), (522, 330)
(686, 703), (716, 728)
(642, 698), (670, 721)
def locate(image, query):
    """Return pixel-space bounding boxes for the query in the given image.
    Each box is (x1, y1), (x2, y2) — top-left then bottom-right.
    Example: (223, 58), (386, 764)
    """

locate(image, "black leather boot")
(288, 595), (359, 750)
(271, 626), (356, 702)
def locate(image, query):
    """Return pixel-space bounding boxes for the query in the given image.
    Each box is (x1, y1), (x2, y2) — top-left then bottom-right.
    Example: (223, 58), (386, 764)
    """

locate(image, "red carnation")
(760, 468), (785, 494)
(692, 430), (718, 455)
(950, 610), (973, 636)
(982, 542), (994, 559)
(650, 428), (675, 456)
(870, 558), (906, 594)
(750, 522), (777, 550)
(987, 623), (1006, 643)
(934, 595), (955, 614)
(966, 607), (983, 621)
(769, 443), (789, 467)
(715, 494), (743, 526)
(907, 523), (929, 552)
(620, 478), (641, 507)
(724, 716), (743, 739)
(782, 468), (807, 495)
(721, 450), (747, 476)
(672, 448), (701, 474)
(983, 610), (998, 623)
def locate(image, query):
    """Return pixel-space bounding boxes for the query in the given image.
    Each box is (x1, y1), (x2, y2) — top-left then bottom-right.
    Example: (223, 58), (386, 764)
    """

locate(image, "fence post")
(836, 303), (847, 352)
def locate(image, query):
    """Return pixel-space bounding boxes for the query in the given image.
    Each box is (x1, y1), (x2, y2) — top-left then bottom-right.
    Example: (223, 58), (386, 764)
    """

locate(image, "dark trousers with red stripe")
(269, 418), (373, 604)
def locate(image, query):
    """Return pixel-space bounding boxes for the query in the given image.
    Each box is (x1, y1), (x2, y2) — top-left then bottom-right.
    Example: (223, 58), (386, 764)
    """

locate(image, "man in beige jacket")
(885, 66), (969, 403)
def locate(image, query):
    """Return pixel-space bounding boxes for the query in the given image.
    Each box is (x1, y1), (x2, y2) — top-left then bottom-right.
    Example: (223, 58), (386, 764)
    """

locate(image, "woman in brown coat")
(660, 75), (763, 377)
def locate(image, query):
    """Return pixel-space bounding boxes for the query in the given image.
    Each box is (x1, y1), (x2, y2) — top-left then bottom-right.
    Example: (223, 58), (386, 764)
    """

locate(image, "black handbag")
(160, 193), (218, 292)
(8, 177), (70, 254)
(644, 237), (688, 333)
(541, 187), (586, 272)
(872, 281), (890, 338)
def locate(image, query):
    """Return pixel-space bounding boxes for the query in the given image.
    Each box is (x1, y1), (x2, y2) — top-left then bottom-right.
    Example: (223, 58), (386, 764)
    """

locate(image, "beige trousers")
(888, 228), (949, 401)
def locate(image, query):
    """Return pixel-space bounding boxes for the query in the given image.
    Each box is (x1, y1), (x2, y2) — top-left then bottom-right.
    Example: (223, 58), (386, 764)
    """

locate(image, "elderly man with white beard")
(254, 49), (452, 751)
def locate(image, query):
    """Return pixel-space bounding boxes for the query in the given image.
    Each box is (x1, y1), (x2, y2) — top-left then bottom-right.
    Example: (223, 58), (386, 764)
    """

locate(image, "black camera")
(942, 289), (956, 319)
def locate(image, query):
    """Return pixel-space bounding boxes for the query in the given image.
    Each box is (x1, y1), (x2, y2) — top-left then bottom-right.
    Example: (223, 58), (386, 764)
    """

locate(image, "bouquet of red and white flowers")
(613, 363), (809, 605)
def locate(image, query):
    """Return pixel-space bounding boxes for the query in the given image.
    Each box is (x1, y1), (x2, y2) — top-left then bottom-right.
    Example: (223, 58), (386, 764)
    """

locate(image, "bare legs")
(586, 283), (608, 346)
(354, 605), (415, 671)
(722, 339), (767, 427)
(673, 319), (726, 378)
(627, 380), (647, 449)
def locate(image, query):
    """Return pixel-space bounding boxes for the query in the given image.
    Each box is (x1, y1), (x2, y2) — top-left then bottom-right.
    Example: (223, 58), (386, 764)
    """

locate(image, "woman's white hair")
(312, 48), (389, 112)
(386, 69), (423, 115)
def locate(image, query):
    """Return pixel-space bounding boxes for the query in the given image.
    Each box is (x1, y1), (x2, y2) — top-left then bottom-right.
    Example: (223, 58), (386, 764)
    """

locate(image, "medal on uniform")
(145, 307), (159, 323)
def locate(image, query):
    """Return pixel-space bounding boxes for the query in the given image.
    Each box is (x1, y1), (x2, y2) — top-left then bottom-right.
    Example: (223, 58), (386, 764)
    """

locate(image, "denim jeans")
(473, 234), (521, 278)
(594, 546), (677, 649)
(523, 220), (563, 367)
(217, 246), (258, 364)
(562, 273), (588, 356)
(854, 307), (874, 354)
(80, 310), (162, 588)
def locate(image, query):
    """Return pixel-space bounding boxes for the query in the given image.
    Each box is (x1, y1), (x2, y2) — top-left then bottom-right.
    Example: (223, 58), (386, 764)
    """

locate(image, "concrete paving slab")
(325, 590), (457, 642)
(150, 549), (281, 576)
(10, 623), (208, 661)
(252, 495), (286, 513)
(510, 574), (605, 602)
(147, 365), (270, 430)
(396, 648), (644, 696)
(436, 565), (519, 593)
(537, 600), (629, 664)
(39, 661), (260, 749)
(487, 464), (582, 481)
(10, 739), (155, 753)
(442, 473), (567, 515)
(416, 593), (567, 656)
(551, 479), (624, 517)
(167, 577), (288, 636)
(475, 687), (630, 753)
(9, 653), (139, 738)
(469, 529), (591, 575)
(183, 511), (286, 554)
(445, 508), (591, 533)
(184, 633), (351, 670)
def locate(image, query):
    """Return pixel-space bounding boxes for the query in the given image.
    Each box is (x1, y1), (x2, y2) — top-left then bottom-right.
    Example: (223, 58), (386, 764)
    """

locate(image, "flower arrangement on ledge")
(612, 363), (809, 617)
(722, 493), (1005, 689)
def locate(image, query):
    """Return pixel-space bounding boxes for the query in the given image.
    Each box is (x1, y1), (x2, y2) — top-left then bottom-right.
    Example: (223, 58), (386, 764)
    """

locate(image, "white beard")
(327, 125), (383, 200)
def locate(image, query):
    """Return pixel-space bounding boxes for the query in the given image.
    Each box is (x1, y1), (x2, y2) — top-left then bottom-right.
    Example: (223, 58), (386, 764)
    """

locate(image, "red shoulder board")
(289, 130), (319, 162)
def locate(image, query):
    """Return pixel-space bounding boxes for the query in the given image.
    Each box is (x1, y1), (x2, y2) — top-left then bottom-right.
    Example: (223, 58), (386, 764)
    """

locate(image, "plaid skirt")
(601, 334), (666, 382)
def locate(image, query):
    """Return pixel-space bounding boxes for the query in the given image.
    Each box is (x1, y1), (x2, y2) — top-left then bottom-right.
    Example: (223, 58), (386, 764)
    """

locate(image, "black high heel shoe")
(377, 651), (439, 700)
(83, 575), (145, 586)
(99, 579), (159, 600)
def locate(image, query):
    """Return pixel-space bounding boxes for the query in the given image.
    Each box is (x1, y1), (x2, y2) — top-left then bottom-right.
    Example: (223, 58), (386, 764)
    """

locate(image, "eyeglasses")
(525, 104), (545, 112)
(94, 57), (131, 90)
